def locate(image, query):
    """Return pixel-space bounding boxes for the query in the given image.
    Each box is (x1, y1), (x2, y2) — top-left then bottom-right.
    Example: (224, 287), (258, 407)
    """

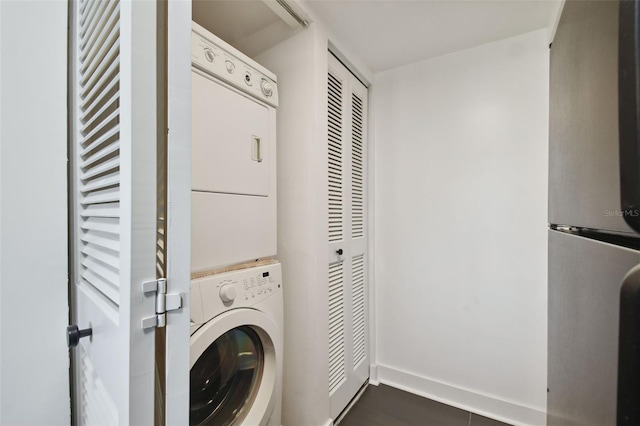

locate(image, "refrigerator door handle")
(618, 1), (640, 233)
(617, 264), (640, 425)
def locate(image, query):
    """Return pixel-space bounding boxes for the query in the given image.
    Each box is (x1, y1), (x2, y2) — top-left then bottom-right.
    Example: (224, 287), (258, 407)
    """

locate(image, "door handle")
(251, 136), (263, 163)
(67, 325), (92, 349)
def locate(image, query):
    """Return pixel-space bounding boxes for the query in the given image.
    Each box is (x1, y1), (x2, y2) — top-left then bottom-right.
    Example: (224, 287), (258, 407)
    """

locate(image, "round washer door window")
(190, 326), (264, 426)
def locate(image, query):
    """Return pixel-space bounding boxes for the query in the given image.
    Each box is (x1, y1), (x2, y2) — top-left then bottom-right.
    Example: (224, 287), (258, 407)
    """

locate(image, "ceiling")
(306, 0), (562, 72)
(192, 0), (562, 73)
(193, 0), (282, 47)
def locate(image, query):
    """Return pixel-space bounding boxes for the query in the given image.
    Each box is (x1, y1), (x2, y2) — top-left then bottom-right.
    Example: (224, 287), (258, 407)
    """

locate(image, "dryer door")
(190, 309), (280, 426)
(191, 70), (270, 197)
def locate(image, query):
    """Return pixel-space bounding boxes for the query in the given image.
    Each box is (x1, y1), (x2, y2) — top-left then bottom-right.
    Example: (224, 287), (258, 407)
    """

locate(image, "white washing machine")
(191, 22), (278, 273)
(190, 262), (283, 426)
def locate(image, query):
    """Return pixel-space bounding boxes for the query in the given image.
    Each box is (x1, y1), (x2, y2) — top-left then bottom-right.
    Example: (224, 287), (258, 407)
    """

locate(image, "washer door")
(190, 309), (279, 426)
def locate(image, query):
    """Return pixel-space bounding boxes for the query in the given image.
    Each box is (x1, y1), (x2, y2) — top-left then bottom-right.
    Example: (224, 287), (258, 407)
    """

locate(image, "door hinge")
(141, 278), (182, 330)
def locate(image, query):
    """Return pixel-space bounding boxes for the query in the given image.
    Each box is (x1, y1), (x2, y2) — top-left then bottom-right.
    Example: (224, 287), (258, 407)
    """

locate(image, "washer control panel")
(191, 263), (283, 325)
(191, 30), (278, 107)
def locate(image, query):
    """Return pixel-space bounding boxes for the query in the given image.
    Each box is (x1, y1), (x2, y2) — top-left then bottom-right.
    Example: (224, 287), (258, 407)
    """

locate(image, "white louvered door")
(69, 1), (160, 423)
(328, 53), (369, 420)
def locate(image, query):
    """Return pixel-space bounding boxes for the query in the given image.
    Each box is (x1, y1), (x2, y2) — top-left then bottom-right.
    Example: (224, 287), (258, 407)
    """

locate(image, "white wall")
(256, 26), (330, 426)
(255, 6), (374, 425)
(0, 1), (70, 424)
(373, 29), (549, 426)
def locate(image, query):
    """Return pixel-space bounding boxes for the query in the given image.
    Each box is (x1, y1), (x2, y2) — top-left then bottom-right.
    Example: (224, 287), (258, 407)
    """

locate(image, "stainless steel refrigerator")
(548, 1), (640, 425)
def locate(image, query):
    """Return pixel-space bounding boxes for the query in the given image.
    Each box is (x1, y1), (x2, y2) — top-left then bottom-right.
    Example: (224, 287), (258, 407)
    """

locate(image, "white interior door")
(328, 52), (370, 419)
(69, 0), (165, 423)
(163, 1), (192, 424)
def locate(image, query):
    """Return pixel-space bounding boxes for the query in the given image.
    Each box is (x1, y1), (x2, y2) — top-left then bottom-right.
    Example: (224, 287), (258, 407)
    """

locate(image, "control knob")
(219, 284), (237, 303)
(204, 48), (215, 63)
(261, 79), (273, 97)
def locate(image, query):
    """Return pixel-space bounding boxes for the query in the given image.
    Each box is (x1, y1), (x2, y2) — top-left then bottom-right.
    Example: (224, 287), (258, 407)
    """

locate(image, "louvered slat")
(352, 255), (366, 367)
(81, 217), (119, 235)
(79, 345), (118, 426)
(79, 0), (105, 37)
(80, 90), (119, 134)
(81, 231), (120, 253)
(80, 77), (119, 121)
(76, 0), (122, 307)
(81, 253), (118, 284)
(79, 57), (120, 110)
(79, 0), (103, 29)
(329, 261), (345, 393)
(82, 186), (120, 205)
(81, 139), (120, 171)
(156, 225), (166, 278)
(80, 4), (118, 64)
(81, 171), (119, 193)
(80, 33), (119, 93)
(80, 0), (116, 54)
(352, 93), (364, 239)
(79, 108), (118, 146)
(79, 0), (96, 20)
(82, 245), (119, 270)
(80, 11), (118, 82)
(80, 157), (119, 182)
(80, 31), (119, 96)
(81, 202), (120, 218)
(328, 72), (343, 242)
(82, 265), (119, 304)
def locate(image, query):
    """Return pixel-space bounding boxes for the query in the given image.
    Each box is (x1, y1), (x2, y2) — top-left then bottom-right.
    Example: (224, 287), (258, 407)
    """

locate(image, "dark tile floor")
(338, 384), (512, 426)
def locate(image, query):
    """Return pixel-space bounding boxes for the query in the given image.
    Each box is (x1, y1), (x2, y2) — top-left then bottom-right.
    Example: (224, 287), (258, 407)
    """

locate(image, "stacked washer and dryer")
(189, 22), (283, 426)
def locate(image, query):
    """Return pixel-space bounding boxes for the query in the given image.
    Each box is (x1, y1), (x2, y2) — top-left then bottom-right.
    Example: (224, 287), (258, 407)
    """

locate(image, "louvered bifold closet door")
(328, 65), (347, 398)
(328, 53), (369, 420)
(69, 1), (160, 424)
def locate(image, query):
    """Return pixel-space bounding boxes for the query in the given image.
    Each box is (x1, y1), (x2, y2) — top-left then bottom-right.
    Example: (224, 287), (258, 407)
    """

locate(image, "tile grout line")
(468, 412), (472, 426)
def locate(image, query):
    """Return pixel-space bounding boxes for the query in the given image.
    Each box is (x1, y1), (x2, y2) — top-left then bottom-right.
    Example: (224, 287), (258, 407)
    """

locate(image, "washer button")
(204, 49), (214, 62)
(244, 72), (252, 86)
(225, 60), (235, 73)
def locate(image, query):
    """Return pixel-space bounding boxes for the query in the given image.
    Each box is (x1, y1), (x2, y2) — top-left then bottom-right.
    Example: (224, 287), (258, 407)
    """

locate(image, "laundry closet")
(6, 0), (555, 424)
(62, 0), (372, 424)
(189, 2), (374, 426)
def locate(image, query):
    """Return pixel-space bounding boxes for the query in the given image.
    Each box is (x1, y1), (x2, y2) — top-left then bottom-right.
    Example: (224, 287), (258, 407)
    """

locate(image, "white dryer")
(191, 22), (278, 273)
(190, 262), (283, 426)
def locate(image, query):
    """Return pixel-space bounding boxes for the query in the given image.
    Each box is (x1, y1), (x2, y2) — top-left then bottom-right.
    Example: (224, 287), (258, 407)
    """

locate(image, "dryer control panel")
(191, 25), (278, 107)
(191, 262), (283, 325)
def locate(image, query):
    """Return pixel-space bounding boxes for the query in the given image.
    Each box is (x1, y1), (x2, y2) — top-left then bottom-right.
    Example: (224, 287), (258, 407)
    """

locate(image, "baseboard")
(377, 364), (546, 426)
(369, 364), (380, 385)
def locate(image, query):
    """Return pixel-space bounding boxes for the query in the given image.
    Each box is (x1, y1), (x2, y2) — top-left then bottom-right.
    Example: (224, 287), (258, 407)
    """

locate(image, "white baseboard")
(369, 364), (380, 385)
(377, 364), (546, 426)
